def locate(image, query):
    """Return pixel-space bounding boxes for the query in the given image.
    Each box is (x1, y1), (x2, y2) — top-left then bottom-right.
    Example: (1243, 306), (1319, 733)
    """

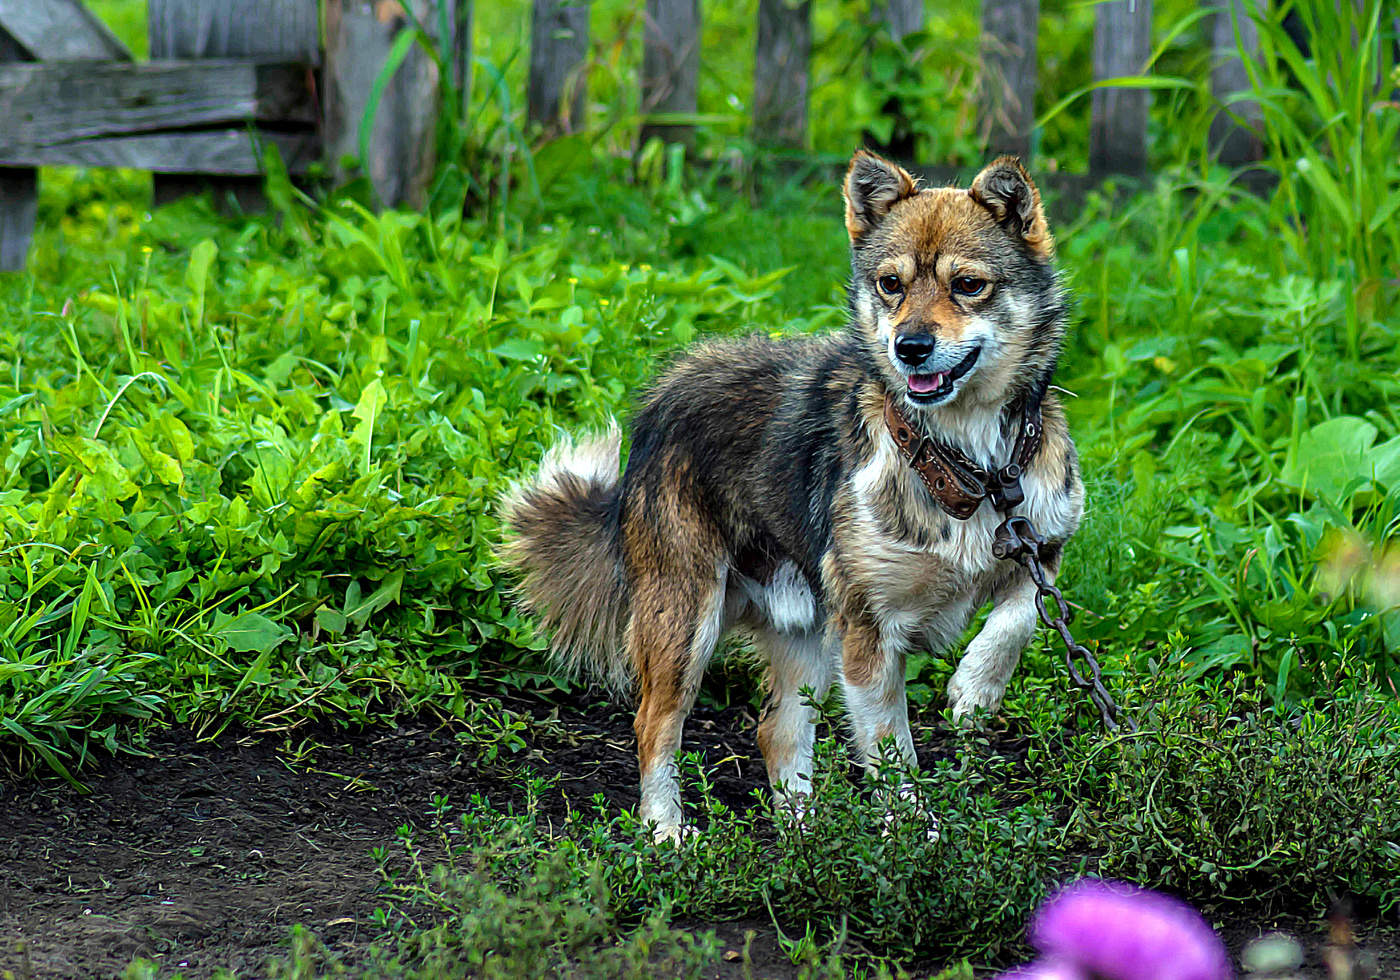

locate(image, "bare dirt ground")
(1, 693), (1395, 979)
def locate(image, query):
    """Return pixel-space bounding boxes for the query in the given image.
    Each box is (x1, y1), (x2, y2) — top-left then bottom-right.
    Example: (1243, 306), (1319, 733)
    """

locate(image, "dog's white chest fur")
(842, 418), (1072, 652)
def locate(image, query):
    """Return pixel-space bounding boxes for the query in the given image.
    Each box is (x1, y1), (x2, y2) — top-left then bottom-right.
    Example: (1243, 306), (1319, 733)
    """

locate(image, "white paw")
(946, 673), (1005, 727)
(650, 823), (700, 845)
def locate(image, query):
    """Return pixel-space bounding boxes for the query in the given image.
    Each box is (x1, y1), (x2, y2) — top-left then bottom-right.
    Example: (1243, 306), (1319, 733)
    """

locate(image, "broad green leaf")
(346, 570), (405, 628)
(211, 610), (292, 654)
(186, 238), (218, 326)
(1280, 416), (1379, 501)
(350, 378), (388, 475)
(493, 338), (545, 361)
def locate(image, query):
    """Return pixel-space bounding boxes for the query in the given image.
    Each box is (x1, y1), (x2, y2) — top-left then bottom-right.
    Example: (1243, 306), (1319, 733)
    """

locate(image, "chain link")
(992, 515), (1135, 733)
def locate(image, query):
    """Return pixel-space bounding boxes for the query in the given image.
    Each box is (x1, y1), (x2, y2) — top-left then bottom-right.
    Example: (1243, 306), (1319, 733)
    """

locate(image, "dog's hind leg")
(629, 560), (727, 842)
(947, 570), (1039, 726)
(755, 628), (834, 816)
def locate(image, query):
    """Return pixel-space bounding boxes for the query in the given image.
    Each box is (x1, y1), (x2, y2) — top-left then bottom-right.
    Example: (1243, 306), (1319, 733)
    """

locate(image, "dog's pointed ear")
(969, 156), (1054, 258)
(844, 150), (919, 242)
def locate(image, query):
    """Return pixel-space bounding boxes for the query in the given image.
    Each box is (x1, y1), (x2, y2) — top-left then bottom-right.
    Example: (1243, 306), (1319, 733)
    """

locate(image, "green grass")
(3, 0), (1400, 975)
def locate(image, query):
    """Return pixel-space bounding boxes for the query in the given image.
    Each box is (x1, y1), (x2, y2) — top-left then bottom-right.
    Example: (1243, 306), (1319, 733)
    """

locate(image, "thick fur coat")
(501, 152), (1084, 839)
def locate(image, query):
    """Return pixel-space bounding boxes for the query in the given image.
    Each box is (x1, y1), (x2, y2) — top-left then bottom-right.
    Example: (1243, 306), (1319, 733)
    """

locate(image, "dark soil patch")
(1, 693), (1395, 979)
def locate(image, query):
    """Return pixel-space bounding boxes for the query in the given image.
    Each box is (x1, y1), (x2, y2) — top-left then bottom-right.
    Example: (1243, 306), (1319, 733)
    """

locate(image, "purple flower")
(998, 879), (1233, 980)
(998, 959), (1088, 980)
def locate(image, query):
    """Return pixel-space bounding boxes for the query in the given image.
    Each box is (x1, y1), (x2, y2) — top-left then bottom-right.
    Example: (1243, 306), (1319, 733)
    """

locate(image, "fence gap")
(1090, 0), (1153, 175)
(753, 0), (811, 148)
(864, 0), (924, 159)
(980, 0), (1039, 161)
(529, 1), (589, 136)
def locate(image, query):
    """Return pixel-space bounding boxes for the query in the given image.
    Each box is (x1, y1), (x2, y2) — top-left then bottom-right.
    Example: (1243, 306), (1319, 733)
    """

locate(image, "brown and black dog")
(501, 151), (1084, 840)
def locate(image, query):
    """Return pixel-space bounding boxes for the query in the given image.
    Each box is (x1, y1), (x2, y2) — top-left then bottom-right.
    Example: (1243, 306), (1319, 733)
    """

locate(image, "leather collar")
(882, 392), (1043, 520)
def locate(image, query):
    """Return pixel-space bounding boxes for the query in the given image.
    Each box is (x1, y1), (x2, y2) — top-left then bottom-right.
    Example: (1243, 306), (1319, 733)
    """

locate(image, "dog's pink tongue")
(908, 373), (945, 394)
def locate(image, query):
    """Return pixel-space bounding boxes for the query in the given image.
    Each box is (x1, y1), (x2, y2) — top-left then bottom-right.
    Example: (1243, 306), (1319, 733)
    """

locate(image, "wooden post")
(980, 0), (1039, 161)
(868, 0), (925, 159)
(148, 0), (318, 210)
(641, 0), (700, 149)
(879, 0), (925, 41)
(0, 27), (33, 271)
(529, 1), (589, 136)
(1209, 0), (1262, 165)
(324, 0), (442, 209)
(1089, 0), (1153, 176)
(0, 1), (131, 270)
(753, 0), (811, 148)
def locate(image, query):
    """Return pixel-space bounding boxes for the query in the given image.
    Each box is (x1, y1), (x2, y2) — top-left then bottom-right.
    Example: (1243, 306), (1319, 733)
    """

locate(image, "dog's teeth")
(931, 373), (945, 390)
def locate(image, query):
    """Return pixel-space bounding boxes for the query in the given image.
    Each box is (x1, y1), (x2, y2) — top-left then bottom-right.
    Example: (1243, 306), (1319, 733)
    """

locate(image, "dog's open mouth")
(906, 346), (981, 403)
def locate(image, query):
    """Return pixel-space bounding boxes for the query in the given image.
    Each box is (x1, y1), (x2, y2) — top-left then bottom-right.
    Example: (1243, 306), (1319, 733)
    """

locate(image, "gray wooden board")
(981, 0), (1039, 160)
(877, 0), (923, 40)
(753, 0), (811, 148)
(529, 0), (589, 134)
(324, 0), (439, 209)
(0, 0), (130, 61)
(1209, 0), (1262, 164)
(148, 0), (317, 63)
(0, 129), (319, 174)
(0, 61), (315, 149)
(1090, 0), (1153, 175)
(642, 0), (700, 148)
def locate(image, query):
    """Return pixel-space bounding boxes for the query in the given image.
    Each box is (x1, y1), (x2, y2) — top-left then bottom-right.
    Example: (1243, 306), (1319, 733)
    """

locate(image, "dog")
(500, 151), (1084, 841)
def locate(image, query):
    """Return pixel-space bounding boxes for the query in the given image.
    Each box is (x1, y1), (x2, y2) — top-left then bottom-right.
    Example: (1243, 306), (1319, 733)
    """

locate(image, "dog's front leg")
(839, 614), (916, 771)
(947, 570), (1040, 725)
(838, 611), (943, 838)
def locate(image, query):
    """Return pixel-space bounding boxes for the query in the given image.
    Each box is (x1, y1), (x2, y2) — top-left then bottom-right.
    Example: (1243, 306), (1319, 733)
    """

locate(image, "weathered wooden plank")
(753, 0), (811, 148)
(148, 0), (317, 64)
(641, 0), (700, 149)
(0, 0), (131, 61)
(529, 0), (590, 135)
(324, 0), (441, 209)
(0, 25), (32, 272)
(980, 0), (1038, 160)
(878, 0), (924, 41)
(149, 0), (319, 209)
(1209, 0), (1262, 165)
(0, 129), (319, 174)
(0, 62), (315, 149)
(1089, 0), (1153, 175)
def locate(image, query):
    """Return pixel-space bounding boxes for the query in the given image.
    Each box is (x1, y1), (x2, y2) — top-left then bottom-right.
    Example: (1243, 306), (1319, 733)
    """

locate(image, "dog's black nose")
(894, 333), (935, 366)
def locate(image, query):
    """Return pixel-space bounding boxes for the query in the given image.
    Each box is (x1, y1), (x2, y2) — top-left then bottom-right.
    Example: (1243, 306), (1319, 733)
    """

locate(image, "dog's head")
(843, 150), (1067, 415)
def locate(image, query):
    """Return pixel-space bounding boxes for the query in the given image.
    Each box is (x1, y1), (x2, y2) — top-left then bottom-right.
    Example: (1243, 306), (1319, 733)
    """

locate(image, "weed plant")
(186, 681), (1397, 977)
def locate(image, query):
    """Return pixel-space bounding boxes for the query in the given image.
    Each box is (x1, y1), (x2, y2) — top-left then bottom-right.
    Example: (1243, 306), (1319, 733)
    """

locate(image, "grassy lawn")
(1, 0), (1398, 977)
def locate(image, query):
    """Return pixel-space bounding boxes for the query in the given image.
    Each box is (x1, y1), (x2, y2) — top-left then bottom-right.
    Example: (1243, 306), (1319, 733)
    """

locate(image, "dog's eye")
(952, 276), (987, 297)
(877, 274), (903, 296)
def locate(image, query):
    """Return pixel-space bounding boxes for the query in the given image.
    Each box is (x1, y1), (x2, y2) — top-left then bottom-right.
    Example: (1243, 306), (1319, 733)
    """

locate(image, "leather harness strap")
(882, 393), (1044, 521)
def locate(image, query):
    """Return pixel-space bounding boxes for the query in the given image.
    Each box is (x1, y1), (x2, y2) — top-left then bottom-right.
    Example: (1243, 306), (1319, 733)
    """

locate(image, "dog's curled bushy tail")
(498, 425), (632, 692)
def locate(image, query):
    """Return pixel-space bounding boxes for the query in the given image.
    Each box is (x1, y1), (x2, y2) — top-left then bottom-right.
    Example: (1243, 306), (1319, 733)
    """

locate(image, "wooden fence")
(0, 1), (1265, 271)
(0, 0), (468, 271)
(531, 0), (1265, 167)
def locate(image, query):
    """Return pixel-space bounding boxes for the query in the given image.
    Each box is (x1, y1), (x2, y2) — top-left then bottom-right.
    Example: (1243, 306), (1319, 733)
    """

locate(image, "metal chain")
(992, 515), (1136, 733)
